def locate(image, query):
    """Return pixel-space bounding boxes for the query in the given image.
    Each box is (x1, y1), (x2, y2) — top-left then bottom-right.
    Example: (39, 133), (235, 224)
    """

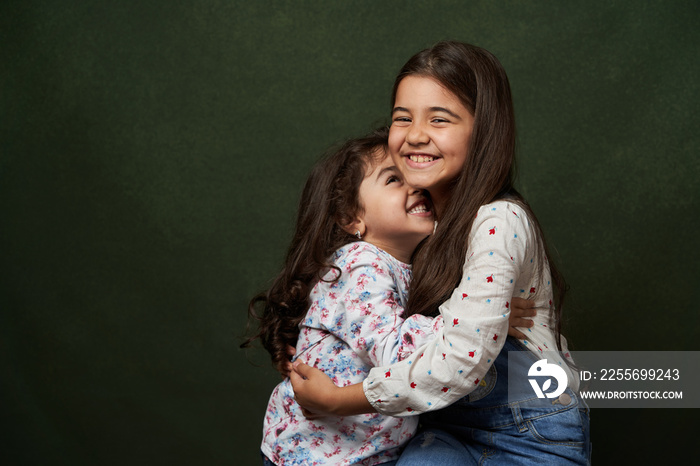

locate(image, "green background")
(2, 1), (698, 464)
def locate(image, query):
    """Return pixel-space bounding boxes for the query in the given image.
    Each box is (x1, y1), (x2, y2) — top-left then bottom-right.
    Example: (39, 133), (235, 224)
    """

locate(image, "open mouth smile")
(407, 199), (432, 215)
(406, 153), (440, 165)
(408, 155), (436, 163)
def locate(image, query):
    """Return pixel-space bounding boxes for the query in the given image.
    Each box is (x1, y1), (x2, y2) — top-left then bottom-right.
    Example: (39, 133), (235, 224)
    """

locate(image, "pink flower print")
(530, 287), (536, 293)
(310, 423), (326, 432)
(462, 293), (468, 300)
(410, 382), (417, 389)
(356, 274), (369, 289)
(338, 424), (356, 437)
(469, 350), (475, 358)
(453, 318), (459, 326)
(489, 226), (496, 235)
(474, 378), (480, 385)
(505, 301), (509, 309)
(441, 386), (450, 392)
(486, 274), (494, 283)
(359, 303), (373, 316)
(385, 370), (391, 378)
(493, 334), (498, 341)
(381, 431), (393, 446)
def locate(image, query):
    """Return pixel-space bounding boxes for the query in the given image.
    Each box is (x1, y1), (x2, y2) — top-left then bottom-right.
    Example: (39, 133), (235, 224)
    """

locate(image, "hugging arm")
(362, 203), (529, 415)
(290, 298), (534, 417)
(292, 203), (535, 417)
(320, 251), (441, 369)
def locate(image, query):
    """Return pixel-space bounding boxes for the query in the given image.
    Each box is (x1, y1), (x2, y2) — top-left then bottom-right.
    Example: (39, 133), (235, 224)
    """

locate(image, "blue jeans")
(397, 338), (591, 465)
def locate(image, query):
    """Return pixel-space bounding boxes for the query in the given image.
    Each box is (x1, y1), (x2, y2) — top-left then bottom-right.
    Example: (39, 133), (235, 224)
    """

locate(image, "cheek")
(388, 130), (404, 159)
(442, 134), (469, 164)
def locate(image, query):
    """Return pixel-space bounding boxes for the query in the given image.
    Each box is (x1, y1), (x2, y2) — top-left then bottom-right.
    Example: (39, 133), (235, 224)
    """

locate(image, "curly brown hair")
(241, 127), (389, 372)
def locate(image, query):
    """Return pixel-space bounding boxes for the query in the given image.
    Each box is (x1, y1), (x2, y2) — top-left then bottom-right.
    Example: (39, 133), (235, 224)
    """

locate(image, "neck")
(366, 240), (413, 264)
(430, 189), (450, 219)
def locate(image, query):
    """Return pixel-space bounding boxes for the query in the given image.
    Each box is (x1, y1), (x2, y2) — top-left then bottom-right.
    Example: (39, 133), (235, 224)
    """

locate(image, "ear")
(341, 217), (366, 239)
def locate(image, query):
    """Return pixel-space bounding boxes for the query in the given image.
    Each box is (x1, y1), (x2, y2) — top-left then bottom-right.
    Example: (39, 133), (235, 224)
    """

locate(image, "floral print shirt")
(363, 200), (575, 416)
(262, 242), (442, 465)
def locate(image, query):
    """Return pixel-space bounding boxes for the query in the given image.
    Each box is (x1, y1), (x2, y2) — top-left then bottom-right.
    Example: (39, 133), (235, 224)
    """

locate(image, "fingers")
(510, 316), (535, 328)
(299, 406), (322, 420)
(291, 360), (313, 378)
(512, 296), (535, 309)
(510, 303), (536, 318)
(508, 326), (528, 340)
(288, 365), (305, 390)
(280, 360), (294, 379)
(511, 297), (536, 309)
(289, 363), (323, 420)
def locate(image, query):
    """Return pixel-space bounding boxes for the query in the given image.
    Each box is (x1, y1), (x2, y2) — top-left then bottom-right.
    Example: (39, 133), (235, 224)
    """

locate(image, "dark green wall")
(2, 1), (698, 464)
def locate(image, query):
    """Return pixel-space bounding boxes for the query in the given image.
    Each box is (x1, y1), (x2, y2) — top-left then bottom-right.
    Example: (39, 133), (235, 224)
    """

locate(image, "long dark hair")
(398, 41), (568, 351)
(241, 128), (389, 372)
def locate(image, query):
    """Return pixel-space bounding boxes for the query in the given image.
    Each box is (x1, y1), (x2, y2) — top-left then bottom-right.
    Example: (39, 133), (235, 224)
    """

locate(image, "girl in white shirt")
(290, 41), (591, 465)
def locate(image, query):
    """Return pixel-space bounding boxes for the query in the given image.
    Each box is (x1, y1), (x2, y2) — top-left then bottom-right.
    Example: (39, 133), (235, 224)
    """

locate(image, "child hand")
(288, 361), (338, 419)
(277, 345), (297, 379)
(508, 297), (536, 340)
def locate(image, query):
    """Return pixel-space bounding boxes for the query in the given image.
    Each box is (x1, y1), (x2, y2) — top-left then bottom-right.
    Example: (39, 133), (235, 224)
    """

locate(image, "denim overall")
(397, 337), (591, 465)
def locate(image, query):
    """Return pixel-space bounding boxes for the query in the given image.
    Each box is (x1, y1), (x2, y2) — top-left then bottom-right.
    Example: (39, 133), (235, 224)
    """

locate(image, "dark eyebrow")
(429, 106), (462, 120)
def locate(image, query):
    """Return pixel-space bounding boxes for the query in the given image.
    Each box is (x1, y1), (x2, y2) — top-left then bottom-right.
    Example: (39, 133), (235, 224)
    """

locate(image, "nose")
(405, 121), (429, 146)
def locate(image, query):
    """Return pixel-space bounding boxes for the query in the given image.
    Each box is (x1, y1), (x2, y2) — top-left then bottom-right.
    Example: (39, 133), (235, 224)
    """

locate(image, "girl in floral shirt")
(243, 128), (534, 465)
(245, 128), (439, 465)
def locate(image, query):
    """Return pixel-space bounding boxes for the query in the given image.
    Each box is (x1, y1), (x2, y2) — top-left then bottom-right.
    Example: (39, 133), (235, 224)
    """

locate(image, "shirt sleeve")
(323, 249), (439, 369)
(362, 202), (532, 416)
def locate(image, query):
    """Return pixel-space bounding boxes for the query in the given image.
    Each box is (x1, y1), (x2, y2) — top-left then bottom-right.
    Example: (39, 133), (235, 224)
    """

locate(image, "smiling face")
(351, 150), (435, 263)
(389, 76), (475, 213)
